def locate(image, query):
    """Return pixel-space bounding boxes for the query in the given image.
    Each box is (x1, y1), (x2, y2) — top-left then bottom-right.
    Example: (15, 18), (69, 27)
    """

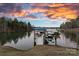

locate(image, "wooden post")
(34, 30), (36, 46)
(34, 30), (35, 39)
(55, 38), (57, 45)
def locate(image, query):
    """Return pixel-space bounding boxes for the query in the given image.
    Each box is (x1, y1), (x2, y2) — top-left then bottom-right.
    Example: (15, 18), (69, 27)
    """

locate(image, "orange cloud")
(30, 4), (78, 19)
(48, 3), (65, 7)
(8, 3), (78, 20)
(31, 3), (48, 7)
(45, 7), (77, 19)
(10, 10), (28, 17)
(9, 8), (48, 17)
(29, 8), (48, 13)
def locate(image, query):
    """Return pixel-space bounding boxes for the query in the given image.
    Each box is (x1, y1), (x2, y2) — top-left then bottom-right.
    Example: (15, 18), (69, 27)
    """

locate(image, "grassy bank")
(0, 45), (79, 56)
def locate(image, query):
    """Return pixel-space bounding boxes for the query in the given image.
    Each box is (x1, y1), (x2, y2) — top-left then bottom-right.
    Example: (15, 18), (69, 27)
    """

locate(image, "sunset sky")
(0, 3), (79, 27)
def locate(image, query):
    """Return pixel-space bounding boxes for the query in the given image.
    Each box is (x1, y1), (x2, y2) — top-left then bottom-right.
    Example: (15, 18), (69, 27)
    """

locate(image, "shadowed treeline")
(0, 17), (33, 45)
(0, 17), (33, 32)
(60, 16), (79, 46)
(60, 16), (79, 29)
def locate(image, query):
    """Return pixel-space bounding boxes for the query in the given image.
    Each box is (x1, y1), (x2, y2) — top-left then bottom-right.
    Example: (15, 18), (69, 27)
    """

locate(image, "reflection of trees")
(53, 32), (60, 45)
(27, 31), (32, 37)
(27, 22), (33, 37)
(0, 32), (27, 45)
(0, 33), (8, 45)
(63, 31), (79, 45)
(34, 38), (36, 46)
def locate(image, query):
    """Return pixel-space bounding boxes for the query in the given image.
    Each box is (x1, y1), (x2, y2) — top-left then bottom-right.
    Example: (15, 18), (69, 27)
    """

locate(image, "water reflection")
(0, 31), (33, 45)
(63, 31), (79, 46)
(27, 31), (32, 37)
(0, 32), (27, 45)
(0, 29), (79, 50)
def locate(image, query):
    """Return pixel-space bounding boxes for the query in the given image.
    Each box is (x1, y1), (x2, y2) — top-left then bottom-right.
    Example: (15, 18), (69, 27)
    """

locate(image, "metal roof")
(33, 27), (46, 30)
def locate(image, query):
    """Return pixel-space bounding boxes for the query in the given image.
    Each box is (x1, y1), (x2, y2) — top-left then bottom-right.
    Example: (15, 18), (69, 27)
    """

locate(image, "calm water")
(0, 29), (79, 50)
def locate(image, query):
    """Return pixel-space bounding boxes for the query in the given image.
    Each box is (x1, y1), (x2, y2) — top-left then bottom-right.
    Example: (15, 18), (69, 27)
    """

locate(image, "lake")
(0, 29), (79, 50)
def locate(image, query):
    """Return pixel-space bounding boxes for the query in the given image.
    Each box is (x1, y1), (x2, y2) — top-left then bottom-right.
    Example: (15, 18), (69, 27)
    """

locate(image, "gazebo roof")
(33, 27), (46, 31)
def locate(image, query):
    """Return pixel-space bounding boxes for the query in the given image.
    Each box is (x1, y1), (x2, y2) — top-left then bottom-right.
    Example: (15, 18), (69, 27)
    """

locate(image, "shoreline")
(0, 45), (79, 56)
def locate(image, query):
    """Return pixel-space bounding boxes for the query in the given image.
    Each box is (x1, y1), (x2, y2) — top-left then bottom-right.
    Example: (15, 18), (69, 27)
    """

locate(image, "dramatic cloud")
(0, 3), (79, 20)
(29, 8), (48, 13)
(45, 7), (77, 19)
(9, 10), (28, 17)
(48, 3), (65, 7)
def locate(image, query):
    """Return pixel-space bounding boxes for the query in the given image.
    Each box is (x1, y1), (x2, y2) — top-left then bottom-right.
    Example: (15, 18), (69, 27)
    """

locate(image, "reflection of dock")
(33, 27), (59, 46)
(33, 28), (46, 46)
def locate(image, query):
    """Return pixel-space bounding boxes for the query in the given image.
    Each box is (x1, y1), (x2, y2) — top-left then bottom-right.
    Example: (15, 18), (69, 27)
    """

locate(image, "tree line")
(60, 17), (79, 29)
(0, 17), (33, 32)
